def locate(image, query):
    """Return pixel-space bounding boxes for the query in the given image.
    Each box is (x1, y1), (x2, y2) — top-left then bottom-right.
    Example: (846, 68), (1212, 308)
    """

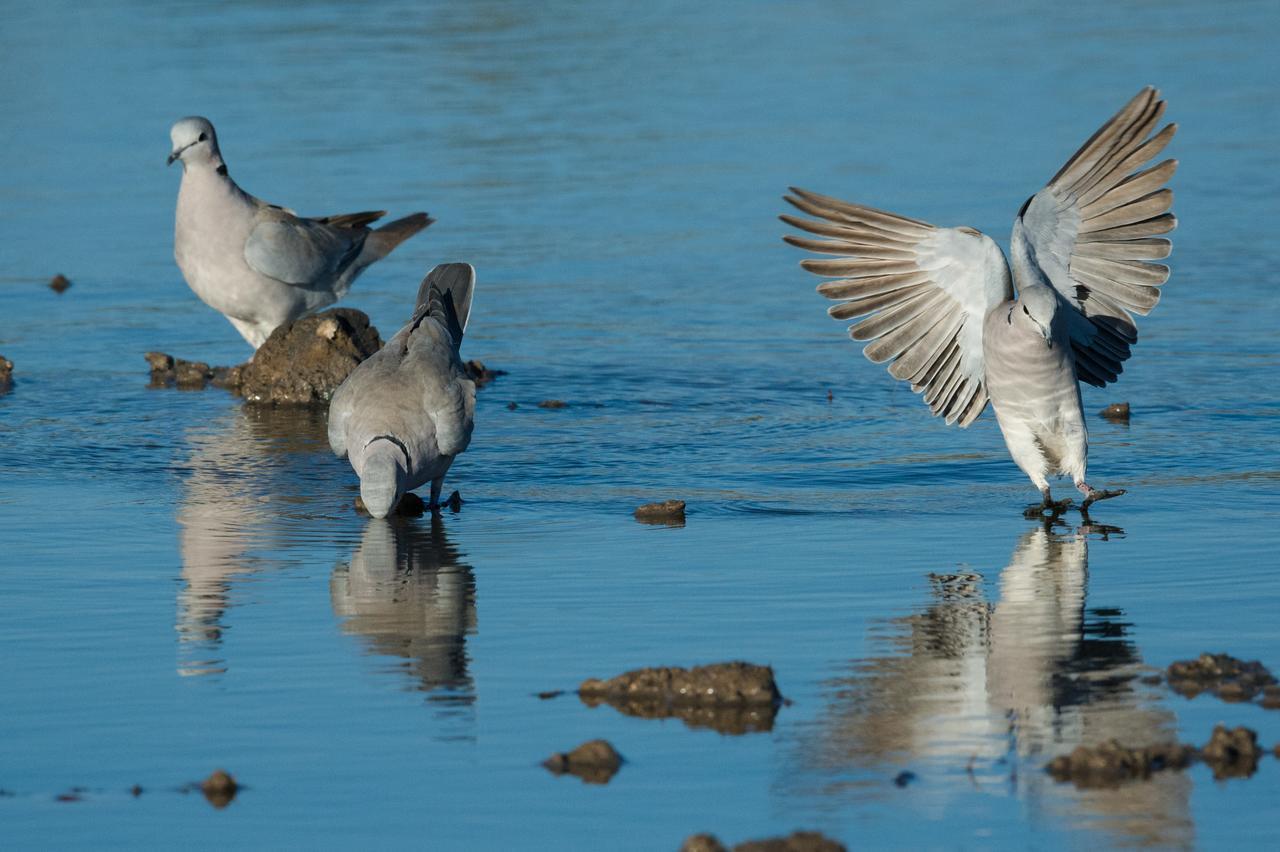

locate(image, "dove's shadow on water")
(783, 520), (1194, 848)
(331, 516), (478, 737)
(174, 405), (338, 677)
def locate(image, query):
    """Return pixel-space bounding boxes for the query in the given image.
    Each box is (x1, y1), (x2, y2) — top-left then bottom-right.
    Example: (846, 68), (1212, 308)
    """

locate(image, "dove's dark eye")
(198, 132), (207, 142)
(1023, 306), (1029, 315)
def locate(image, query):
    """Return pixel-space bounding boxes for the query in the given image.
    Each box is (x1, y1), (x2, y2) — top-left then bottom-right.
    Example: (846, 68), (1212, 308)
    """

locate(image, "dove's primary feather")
(169, 116), (433, 349)
(783, 88), (1176, 501)
(328, 264), (477, 518)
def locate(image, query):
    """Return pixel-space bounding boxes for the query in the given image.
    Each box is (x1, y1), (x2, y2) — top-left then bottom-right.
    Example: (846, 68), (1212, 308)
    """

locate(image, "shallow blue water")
(2, 1), (1279, 849)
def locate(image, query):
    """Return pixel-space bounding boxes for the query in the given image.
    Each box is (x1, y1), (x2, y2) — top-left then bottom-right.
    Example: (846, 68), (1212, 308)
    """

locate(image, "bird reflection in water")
(175, 405), (333, 677)
(331, 516), (477, 731)
(791, 520), (1194, 848)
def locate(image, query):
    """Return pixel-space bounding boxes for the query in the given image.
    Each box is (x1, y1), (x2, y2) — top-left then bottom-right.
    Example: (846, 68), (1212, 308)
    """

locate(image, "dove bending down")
(783, 87), (1177, 512)
(168, 116), (433, 349)
(328, 263), (477, 519)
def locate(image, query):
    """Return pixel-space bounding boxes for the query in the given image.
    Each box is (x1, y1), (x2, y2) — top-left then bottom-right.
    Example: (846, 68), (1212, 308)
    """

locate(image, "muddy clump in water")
(538, 399), (568, 409)
(1166, 652), (1277, 703)
(464, 359), (506, 387)
(542, 739), (624, 784)
(237, 309), (382, 404)
(147, 308), (381, 403)
(1047, 740), (1194, 787)
(1099, 401), (1130, 422)
(49, 274), (72, 293)
(200, 769), (238, 809)
(635, 499), (686, 526)
(681, 831), (846, 852)
(1200, 724), (1263, 779)
(579, 662), (782, 735)
(0, 355), (12, 392)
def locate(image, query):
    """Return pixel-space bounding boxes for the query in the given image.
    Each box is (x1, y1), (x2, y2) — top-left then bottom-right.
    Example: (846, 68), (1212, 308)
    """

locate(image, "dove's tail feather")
(362, 212), (434, 262)
(416, 263), (476, 348)
(316, 210), (387, 230)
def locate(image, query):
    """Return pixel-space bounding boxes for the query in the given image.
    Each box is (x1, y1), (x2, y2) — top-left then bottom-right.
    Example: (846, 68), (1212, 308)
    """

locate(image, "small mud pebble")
(634, 499), (686, 525)
(1261, 685), (1280, 710)
(1047, 739), (1194, 787)
(464, 359), (507, 387)
(536, 690), (565, 700)
(1200, 724), (1262, 780)
(0, 355), (12, 391)
(826, 389), (833, 402)
(507, 401), (518, 410)
(49, 274), (72, 293)
(201, 769), (238, 809)
(1099, 401), (1130, 422)
(1166, 653), (1276, 703)
(55, 791), (84, 803)
(580, 662), (782, 734)
(130, 784), (143, 797)
(542, 739), (624, 784)
(683, 831), (847, 852)
(893, 771), (917, 787)
(538, 399), (568, 409)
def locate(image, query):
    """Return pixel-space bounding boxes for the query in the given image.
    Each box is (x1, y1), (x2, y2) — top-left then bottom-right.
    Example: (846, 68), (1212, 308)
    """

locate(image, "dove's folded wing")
(244, 208), (367, 289)
(1016, 86), (1177, 387)
(783, 188), (1013, 426)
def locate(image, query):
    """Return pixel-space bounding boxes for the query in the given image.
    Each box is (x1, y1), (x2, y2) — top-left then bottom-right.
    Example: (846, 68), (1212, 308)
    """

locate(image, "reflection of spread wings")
(783, 189), (1012, 426)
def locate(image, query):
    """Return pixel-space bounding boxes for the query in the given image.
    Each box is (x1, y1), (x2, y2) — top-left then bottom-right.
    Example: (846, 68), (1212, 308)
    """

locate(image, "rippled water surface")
(2, 1), (1279, 848)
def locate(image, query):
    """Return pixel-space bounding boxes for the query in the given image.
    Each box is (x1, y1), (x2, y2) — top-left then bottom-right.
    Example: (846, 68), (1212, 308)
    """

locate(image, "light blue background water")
(1, 1), (1278, 849)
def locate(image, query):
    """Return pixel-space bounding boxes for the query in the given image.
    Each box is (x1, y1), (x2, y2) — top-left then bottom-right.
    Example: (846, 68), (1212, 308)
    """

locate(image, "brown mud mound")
(542, 739), (623, 785)
(49, 274), (72, 293)
(681, 831), (846, 852)
(580, 662), (782, 735)
(1201, 724), (1263, 780)
(635, 500), (686, 526)
(238, 309), (382, 404)
(1047, 740), (1194, 787)
(1166, 653), (1276, 703)
(145, 352), (242, 390)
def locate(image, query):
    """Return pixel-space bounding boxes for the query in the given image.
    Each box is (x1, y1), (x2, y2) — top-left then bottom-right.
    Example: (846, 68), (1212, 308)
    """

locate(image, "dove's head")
(359, 439), (409, 519)
(1016, 286), (1059, 346)
(168, 116), (222, 169)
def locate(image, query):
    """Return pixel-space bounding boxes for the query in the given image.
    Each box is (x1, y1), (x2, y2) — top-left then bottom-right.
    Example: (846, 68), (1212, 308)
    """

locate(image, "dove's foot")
(1025, 489), (1073, 519)
(428, 491), (463, 514)
(1079, 485), (1126, 510)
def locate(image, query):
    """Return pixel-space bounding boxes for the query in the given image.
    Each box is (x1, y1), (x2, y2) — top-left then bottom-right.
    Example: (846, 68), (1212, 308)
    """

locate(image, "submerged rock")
(200, 769), (238, 809)
(634, 499), (686, 525)
(1166, 653), (1276, 703)
(580, 662), (782, 734)
(1046, 739), (1194, 787)
(542, 739), (624, 785)
(49, 274), (72, 293)
(681, 831), (846, 852)
(1099, 401), (1130, 422)
(1200, 725), (1262, 779)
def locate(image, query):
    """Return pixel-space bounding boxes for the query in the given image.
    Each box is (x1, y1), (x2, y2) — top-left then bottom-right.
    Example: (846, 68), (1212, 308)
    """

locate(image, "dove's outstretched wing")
(1014, 86), (1177, 387)
(783, 189), (1013, 426)
(243, 206), (369, 289)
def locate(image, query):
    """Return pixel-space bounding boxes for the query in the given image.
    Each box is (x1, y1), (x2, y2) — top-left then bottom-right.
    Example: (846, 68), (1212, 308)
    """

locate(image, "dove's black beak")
(167, 152), (179, 166)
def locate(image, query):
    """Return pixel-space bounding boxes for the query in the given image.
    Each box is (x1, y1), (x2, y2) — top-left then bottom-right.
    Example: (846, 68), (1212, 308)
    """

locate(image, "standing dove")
(328, 263), (477, 519)
(168, 116), (432, 349)
(782, 87), (1177, 513)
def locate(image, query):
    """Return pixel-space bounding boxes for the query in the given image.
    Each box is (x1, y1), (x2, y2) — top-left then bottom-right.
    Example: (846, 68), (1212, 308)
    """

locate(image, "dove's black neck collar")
(365, 435), (410, 466)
